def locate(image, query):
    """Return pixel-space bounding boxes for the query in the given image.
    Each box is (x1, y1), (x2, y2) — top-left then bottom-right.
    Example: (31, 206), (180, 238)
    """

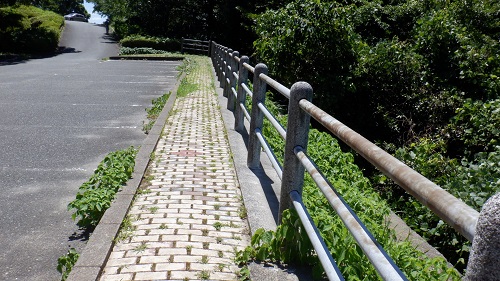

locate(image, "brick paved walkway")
(100, 57), (250, 281)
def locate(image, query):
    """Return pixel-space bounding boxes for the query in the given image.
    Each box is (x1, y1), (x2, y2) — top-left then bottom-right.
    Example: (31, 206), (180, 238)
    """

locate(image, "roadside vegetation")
(0, 0), (88, 17)
(57, 146), (137, 280)
(0, 0), (89, 55)
(142, 92), (171, 134)
(67, 147), (137, 229)
(117, 35), (184, 58)
(0, 5), (63, 54)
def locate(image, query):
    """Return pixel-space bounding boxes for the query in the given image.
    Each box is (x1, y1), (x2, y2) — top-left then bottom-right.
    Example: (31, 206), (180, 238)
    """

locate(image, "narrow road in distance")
(0, 21), (181, 280)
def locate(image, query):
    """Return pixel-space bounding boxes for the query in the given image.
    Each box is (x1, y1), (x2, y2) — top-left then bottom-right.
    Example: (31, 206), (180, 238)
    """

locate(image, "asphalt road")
(0, 21), (181, 280)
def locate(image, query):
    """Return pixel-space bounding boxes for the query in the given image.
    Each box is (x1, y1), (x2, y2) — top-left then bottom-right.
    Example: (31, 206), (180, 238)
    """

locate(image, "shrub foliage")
(67, 147), (137, 229)
(0, 5), (64, 53)
(120, 35), (181, 52)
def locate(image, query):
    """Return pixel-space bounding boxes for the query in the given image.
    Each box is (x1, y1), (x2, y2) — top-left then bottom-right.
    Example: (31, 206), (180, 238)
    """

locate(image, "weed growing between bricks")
(143, 92), (171, 134)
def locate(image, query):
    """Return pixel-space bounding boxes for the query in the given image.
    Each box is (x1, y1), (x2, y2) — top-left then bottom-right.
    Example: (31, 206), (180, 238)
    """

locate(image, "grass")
(177, 77), (199, 97)
(133, 241), (148, 253)
(143, 92), (171, 134)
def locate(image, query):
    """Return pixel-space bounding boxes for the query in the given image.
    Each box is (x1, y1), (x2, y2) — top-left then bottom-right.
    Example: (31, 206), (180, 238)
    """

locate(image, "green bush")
(120, 35), (181, 52)
(0, 5), (64, 54)
(119, 47), (169, 55)
(254, 1), (358, 113)
(67, 147), (137, 229)
(447, 98), (500, 155)
(57, 248), (79, 281)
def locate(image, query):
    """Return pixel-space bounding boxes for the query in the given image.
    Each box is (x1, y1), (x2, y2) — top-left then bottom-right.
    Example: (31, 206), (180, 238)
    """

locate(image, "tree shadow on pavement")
(0, 47), (81, 66)
(68, 227), (91, 243)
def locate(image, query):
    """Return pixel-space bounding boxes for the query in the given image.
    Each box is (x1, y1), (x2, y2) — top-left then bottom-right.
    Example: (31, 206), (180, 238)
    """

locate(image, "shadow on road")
(0, 47), (82, 66)
(68, 228), (91, 243)
(0, 54), (29, 66)
(100, 34), (119, 44)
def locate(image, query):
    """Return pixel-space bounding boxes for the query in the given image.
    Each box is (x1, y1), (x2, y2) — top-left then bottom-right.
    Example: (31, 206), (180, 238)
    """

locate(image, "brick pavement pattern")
(100, 57), (250, 281)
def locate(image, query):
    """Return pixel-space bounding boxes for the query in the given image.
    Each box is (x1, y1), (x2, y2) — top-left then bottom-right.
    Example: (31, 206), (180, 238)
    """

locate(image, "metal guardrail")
(210, 41), (493, 280)
(181, 38), (210, 56)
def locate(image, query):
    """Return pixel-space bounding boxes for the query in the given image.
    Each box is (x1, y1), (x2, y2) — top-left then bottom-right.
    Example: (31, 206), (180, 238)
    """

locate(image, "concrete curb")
(108, 56), (184, 61)
(67, 69), (186, 281)
(213, 68), (315, 280)
(213, 70), (280, 234)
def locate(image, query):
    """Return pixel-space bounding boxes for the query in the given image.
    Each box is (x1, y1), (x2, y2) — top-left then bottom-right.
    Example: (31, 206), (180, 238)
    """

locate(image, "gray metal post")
(279, 82), (313, 220)
(227, 51), (239, 111)
(464, 193), (500, 281)
(247, 63), (268, 169)
(235, 56), (249, 132)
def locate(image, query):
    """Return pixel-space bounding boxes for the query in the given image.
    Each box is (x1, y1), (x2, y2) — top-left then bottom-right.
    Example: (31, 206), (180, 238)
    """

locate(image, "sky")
(83, 0), (106, 24)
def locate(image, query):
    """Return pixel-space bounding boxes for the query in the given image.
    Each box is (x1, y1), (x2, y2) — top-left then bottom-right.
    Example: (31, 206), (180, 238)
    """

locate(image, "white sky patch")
(84, 0), (106, 24)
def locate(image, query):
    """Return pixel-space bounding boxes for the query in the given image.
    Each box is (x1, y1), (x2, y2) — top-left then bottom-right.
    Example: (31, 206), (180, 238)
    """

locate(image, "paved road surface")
(0, 21), (181, 280)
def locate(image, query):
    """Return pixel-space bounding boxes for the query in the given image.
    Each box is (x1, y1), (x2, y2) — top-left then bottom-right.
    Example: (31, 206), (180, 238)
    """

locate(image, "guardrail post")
(279, 82), (313, 220)
(181, 37), (185, 54)
(465, 193), (500, 280)
(217, 45), (223, 83)
(211, 42), (216, 74)
(247, 63), (268, 169)
(219, 47), (227, 88)
(235, 56), (249, 132)
(213, 43), (221, 83)
(223, 48), (232, 97)
(227, 51), (239, 111)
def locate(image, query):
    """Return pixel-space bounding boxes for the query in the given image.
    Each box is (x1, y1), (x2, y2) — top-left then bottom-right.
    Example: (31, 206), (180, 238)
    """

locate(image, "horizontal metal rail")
(260, 73), (290, 99)
(294, 147), (408, 280)
(257, 103), (287, 140)
(256, 128), (283, 179)
(243, 62), (254, 73)
(298, 99), (479, 241)
(290, 190), (344, 281)
(240, 103), (251, 121)
(231, 88), (237, 99)
(241, 83), (252, 97)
